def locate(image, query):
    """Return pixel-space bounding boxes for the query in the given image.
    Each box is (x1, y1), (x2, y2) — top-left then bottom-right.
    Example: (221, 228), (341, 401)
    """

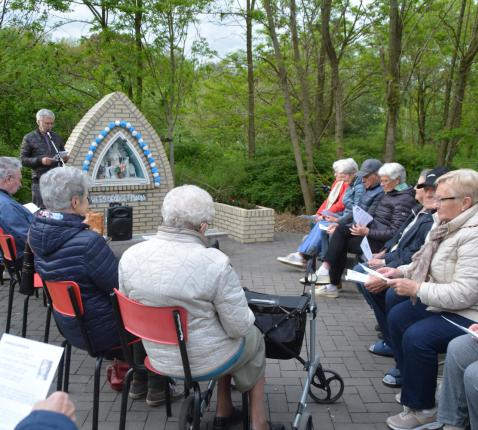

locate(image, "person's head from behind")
(40, 167), (91, 216)
(0, 157), (22, 195)
(332, 158), (358, 184)
(36, 109), (55, 134)
(161, 185), (215, 234)
(378, 162), (406, 193)
(359, 159), (382, 189)
(434, 169), (478, 223)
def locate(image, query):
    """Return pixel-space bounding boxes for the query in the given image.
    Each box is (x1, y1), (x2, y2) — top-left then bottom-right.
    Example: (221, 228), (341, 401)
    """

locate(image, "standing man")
(20, 109), (69, 208)
(0, 157), (33, 268)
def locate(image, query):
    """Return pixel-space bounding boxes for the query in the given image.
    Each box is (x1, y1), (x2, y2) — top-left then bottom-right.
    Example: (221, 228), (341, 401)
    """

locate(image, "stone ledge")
(213, 203), (275, 243)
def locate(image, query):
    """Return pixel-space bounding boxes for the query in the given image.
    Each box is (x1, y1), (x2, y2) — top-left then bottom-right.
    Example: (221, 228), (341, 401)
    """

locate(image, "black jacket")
(20, 129), (65, 180)
(29, 213), (120, 352)
(367, 186), (416, 243)
(382, 204), (435, 268)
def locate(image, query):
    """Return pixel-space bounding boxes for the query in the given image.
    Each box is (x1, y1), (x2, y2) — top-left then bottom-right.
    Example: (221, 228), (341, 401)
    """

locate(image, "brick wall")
(212, 203), (275, 243)
(66, 92), (173, 234)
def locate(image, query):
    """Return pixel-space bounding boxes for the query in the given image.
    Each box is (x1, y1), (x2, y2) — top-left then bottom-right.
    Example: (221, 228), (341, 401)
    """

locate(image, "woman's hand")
(373, 250), (386, 258)
(469, 324), (478, 333)
(377, 267), (403, 279)
(368, 258), (385, 269)
(32, 392), (76, 422)
(364, 277), (388, 293)
(350, 224), (369, 236)
(314, 214), (323, 223)
(324, 215), (338, 223)
(327, 223), (338, 234)
(387, 278), (420, 297)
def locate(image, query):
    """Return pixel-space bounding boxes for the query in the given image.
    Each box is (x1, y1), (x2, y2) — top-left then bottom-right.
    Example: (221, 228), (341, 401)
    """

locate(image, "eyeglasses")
(434, 196), (458, 204)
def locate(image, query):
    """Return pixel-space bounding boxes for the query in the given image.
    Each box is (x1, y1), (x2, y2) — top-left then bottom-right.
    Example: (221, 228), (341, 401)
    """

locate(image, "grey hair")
(333, 158), (358, 174)
(40, 167), (91, 211)
(36, 109), (55, 121)
(161, 185), (215, 230)
(436, 169), (478, 205)
(0, 157), (21, 180)
(378, 162), (407, 184)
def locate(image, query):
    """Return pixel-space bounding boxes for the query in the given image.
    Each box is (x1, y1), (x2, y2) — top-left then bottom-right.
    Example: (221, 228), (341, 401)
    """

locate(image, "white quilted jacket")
(118, 226), (255, 377)
(399, 204), (478, 322)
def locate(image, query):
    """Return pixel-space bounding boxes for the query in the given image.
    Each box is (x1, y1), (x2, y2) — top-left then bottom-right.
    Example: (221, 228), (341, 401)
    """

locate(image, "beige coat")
(119, 226), (255, 377)
(399, 204), (478, 322)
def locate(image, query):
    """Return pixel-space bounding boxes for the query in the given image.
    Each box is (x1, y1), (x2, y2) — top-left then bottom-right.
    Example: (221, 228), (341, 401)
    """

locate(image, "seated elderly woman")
(119, 185), (281, 430)
(314, 162), (416, 298)
(372, 169), (478, 430)
(437, 327), (478, 430)
(29, 166), (167, 406)
(277, 158), (362, 267)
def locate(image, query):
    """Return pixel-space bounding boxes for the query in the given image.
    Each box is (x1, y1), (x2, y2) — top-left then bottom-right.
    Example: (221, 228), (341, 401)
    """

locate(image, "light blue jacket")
(337, 175), (365, 223)
(0, 189), (33, 262)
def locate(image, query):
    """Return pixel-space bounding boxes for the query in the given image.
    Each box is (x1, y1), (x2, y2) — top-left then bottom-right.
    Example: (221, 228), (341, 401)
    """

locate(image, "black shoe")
(213, 407), (243, 430)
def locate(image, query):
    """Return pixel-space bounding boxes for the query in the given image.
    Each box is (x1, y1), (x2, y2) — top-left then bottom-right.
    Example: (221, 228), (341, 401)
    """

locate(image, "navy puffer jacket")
(367, 186), (416, 242)
(29, 212), (120, 353)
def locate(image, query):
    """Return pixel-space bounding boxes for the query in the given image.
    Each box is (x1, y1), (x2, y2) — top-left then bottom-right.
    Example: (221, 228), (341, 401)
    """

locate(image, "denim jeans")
(438, 334), (478, 429)
(388, 299), (474, 410)
(354, 264), (407, 345)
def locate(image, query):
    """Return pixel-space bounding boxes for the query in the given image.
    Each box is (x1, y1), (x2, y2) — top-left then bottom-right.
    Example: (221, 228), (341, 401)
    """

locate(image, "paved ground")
(0, 232), (402, 429)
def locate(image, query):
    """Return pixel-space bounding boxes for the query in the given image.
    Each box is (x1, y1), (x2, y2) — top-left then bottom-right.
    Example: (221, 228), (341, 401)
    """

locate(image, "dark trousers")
(325, 224), (382, 285)
(388, 299), (474, 410)
(132, 342), (168, 390)
(31, 181), (44, 208)
(354, 264), (407, 345)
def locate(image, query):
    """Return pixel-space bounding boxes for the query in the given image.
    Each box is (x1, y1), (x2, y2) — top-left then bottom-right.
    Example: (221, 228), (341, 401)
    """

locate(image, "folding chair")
(111, 288), (249, 430)
(44, 280), (120, 430)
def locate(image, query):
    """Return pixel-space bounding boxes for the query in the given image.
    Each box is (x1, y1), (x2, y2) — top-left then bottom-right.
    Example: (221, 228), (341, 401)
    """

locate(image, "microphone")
(46, 131), (65, 167)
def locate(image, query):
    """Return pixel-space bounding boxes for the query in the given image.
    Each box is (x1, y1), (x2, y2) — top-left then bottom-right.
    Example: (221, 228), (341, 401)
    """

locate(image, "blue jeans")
(354, 264), (406, 345)
(388, 299), (474, 410)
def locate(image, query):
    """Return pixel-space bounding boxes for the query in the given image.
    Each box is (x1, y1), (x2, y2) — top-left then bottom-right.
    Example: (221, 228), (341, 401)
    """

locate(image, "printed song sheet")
(0, 334), (64, 430)
(359, 264), (390, 282)
(442, 316), (478, 340)
(353, 205), (373, 226)
(360, 237), (373, 261)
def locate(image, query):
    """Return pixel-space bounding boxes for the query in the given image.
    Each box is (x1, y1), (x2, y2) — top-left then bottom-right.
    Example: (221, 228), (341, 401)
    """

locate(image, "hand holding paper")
(442, 317), (478, 340)
(353, 205), (373, 226)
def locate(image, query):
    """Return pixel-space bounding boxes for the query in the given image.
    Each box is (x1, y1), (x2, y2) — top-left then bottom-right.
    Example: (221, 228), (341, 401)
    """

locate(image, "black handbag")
(19, 241), (35, 296)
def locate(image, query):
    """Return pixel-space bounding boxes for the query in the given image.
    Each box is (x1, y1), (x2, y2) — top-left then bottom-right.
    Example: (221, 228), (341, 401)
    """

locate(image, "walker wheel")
(308, 368), (344, 404)
(296, 411), (313, 430)
(178, 396), (196, 430)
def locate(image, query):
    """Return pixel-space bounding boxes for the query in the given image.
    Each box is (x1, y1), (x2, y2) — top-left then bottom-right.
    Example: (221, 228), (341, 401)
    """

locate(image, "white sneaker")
(395, 392), (401, 404)
(386, 407), (442, 430)
(277, 252), (305, 268)
(299, 267), (330, 285)
(315, 284), (338, 298)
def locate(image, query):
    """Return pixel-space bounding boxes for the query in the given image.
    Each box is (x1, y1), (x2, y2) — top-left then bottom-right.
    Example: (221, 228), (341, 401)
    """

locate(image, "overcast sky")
(47, 3), (247, 60)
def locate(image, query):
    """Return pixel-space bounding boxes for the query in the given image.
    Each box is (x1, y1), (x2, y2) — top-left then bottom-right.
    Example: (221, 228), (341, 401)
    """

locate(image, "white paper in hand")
(353, 205), (373, 226)
(359, 263), (389, 282)
(23, 202), (40, 214)
(360, 237), (373, 261)
(0, 334), (64, 430)
(344, 269), (370, 283)
(442, 316), (478, 340)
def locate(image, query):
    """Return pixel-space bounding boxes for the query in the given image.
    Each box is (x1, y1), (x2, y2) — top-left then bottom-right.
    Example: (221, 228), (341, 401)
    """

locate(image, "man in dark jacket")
(20, 109), (68, 208)
(0, 157), (33, 268)
(359, 166), (449, 358)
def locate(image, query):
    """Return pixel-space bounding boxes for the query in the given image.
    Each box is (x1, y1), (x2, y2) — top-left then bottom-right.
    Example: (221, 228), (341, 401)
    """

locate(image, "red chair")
(0, 231), (50, 338)
(111, 288), (249, 430)
(44, 280), (124, 430)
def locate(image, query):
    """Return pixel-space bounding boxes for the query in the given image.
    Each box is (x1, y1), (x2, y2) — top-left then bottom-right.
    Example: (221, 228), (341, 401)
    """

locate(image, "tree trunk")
(437, 0), (467, 164)
(134, 0), (143, 107)
(417, 76), (426, 146)
(321, 0), (344, 157)
(384, 0), (402, 162)
(262, 0), (315, 212)
(246, 0), (256, 159)
(290, 0), (315, 178)
(315, 39), (327, 142)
